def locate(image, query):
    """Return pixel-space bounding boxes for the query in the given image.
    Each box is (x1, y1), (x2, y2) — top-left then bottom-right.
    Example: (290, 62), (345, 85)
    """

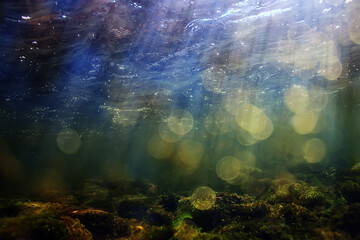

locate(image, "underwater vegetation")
(0, 161), (360, 240)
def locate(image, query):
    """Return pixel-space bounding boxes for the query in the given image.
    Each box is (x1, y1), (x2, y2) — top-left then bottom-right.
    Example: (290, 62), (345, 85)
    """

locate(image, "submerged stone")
(72, 209), (130, 239)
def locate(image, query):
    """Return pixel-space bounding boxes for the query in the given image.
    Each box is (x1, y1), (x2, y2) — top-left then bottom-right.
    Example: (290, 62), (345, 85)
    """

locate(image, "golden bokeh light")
(235, 151), (257, 168)
(304, 32), (340, 66)
(293, 68), (317, 82)
(201, 65), (227, 93)
(190, 186), (216, 210)
(344, 2), (357, 24)
(319, 56), (343, 81)
(223, 89), (250, 115)
(216, 156), (241, 182)
(158, 122), (183, 143)
(292, 111), (318, 135)
(302, 138), (327, 163)
(167, 109), (194, 136)
(148, 135), (174, 159)
(309, 86), (328, 112)
(250, 116), (274, 141)
(317, 39), (339, 64)
(56, 128), (81, 155)
(175, 140), (204, 174)
(235, 127), (258, 146)
(235, 103), (268, 135)
(352, 2), (360, 19)
(349, 18), (360, 44)
(284, 85), (310, 113)
(266, 130), (306, 160)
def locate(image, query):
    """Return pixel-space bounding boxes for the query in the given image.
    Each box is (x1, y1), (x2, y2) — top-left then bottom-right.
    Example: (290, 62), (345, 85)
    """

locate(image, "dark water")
(0, 0), (360, 198)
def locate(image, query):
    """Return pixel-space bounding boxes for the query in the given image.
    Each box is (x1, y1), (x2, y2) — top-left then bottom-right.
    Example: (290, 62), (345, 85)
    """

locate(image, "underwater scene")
(1, 0), (360, 239)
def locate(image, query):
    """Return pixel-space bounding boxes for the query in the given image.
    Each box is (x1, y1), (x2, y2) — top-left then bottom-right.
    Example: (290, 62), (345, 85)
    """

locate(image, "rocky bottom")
(2, 165), (360, 240)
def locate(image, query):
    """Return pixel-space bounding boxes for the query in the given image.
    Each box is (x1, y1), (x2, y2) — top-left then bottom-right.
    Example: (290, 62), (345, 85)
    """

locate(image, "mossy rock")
(173, 218), (200, 240)
(333, 203), (360, 238)
(0, 213), (68, 240)
(61, 216), (93, 240)
(191, 207), (223, 232)
(275, 182), (305, 203)
(21, 201), (75, 217)
(145, 225), (173, 240)
(188, 194), (270, 232)
(317, 229), (349, 240)
(257, 223), (294, 240)
(351, 163), (360, 175)
(264, 181), (333, 208)
(340, 180), (360, 203)
(157, 193), (180, 212)
(216, 225), (246, 240)
(261, 182), (305, 204)
(216, 193), (255, 205)
(117, 196), (154, 219)
(233, 201), (270, 220)
(194, 232), (225, 240)
(145, 207), (173, 226)
(279, 203), (315, 224)
(72, 209), (130, 238)
(299, 187), (329, 208)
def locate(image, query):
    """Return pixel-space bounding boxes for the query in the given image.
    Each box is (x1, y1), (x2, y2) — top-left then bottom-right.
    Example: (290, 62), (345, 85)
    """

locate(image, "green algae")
(0, 213), (68, 240)
(1, 163), (360, 240)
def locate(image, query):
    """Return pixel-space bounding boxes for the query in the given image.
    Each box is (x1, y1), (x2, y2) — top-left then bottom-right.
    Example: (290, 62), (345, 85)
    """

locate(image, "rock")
(72, 209), (130, 238)
(299, 187), (329, 208)
(351, 163), (360, 175)
(320, 167), (337, 185)
(0, 213), (68, 240)
(144, 225), (173, 240)
(60, 216), (93, 240)
(340, 179), (360, 203)
(158, 193), (180, 212)
(263, 181), (333, 208)
(333, 203), (360, 238)
(145, 207), (173, 226)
